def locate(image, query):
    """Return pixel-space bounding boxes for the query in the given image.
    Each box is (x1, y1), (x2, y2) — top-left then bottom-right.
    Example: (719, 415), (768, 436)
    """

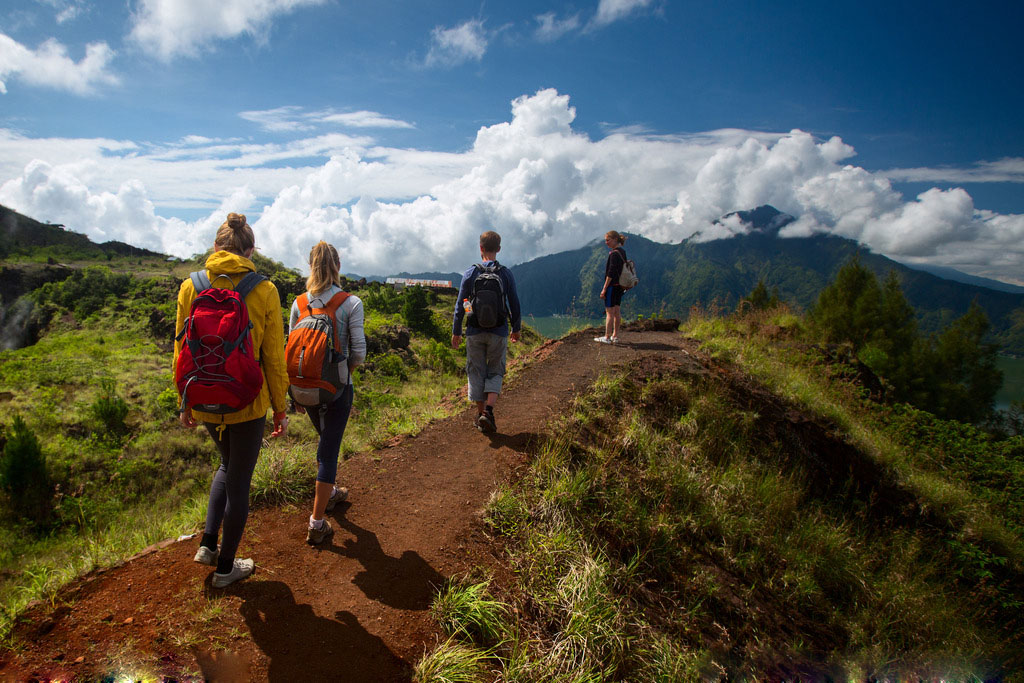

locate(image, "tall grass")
(427, 316), (1023, 679)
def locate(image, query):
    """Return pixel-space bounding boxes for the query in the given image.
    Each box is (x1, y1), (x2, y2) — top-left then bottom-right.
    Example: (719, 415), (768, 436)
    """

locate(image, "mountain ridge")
(4, 202), (1022, 353)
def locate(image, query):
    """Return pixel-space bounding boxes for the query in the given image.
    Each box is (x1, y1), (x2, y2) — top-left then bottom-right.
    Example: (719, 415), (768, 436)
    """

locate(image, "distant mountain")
(718, 205), (796, 235)
(508, 206), (1024, 355)
(388, 270), (463, 285)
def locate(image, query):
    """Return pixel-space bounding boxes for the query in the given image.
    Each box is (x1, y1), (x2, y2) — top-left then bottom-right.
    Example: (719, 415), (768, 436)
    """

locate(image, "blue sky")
(1, 0), (1022, 283)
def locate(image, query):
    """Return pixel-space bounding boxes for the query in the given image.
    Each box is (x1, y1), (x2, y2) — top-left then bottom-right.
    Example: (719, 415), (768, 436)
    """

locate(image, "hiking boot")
(211, 558), (254, 588)
(478, 408), (496, 433)
(306, 519), (334, 545)
(193, 545), (219, 566)
(325, 486), (349, 513)
(593, 336), (612, 344)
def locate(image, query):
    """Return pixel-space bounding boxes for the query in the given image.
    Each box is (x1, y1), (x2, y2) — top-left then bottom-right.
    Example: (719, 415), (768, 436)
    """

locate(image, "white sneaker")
(211, 558), (255, 588)
(593, 336), (611, 344)
(193, 545), (219, 566)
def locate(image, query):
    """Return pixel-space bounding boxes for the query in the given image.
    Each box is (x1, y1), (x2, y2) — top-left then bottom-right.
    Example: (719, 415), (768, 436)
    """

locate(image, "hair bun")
(226, 212), (247, 231)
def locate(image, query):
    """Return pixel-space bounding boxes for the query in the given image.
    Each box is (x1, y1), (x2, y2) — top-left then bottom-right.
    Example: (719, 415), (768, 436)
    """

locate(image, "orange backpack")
(285, 291), (350, 407)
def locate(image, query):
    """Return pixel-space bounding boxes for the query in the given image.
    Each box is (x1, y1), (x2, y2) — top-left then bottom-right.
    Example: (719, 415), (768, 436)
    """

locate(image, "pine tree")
(1, 416), (50, 521)
(812, 256), (881, 351)
(919, 301), (1003, 423)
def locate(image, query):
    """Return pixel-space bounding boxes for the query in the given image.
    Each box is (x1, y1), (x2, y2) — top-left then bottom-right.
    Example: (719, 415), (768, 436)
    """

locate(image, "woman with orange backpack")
(173, 212), (289, 588)
(287, 241), (366, 545)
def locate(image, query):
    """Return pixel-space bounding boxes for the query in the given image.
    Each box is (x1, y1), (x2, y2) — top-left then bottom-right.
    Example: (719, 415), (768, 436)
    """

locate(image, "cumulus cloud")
(0, 33), (118, 95)
(239, 106), (415, 132)
(128, 0), (327, 61)
(0, 126), (464, 214)
(425, 19), (487, 67)
(591, 0), (655, 27)
(2, 88), (1023, 283)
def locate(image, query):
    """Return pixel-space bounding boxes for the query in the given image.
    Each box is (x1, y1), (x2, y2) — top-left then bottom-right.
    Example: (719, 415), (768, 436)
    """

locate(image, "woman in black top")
(596, 230), (627, 343)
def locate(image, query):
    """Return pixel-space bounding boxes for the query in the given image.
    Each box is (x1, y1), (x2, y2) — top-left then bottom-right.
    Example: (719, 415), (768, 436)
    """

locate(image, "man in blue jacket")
(451, 230), (521, 433)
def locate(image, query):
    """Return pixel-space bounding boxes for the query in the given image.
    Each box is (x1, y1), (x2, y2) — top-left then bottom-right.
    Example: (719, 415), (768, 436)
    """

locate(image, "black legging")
(203, 417), (265, 574)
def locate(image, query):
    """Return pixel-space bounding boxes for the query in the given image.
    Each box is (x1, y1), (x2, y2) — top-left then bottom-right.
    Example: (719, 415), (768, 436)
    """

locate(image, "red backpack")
(285, 291), (350, 408)
(175, 271), (267, 414)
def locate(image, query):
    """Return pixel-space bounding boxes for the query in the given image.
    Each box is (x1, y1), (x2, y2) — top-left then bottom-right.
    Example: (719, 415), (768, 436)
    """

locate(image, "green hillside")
(422, 312), (1024, 680)
(0, 218), (545, 635)
(0, 204), (164, 263)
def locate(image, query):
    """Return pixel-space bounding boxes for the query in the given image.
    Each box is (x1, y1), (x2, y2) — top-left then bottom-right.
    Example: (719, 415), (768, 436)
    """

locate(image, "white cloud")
(319, 111), (415, 130)
(31, 0), (87, 24)
(0, 33), (118, 95)
(128, 0), (327, 61)
(239, 106), (415, 132)
(534, 12), (581, 41)
(54, 0), (87, 23)
(2, 88), (1023, 283)
(238, 106), (311, 132)
(425, 19), (487, 67)
(883, 157), (1024, 184)
(591, 0), (655, 27)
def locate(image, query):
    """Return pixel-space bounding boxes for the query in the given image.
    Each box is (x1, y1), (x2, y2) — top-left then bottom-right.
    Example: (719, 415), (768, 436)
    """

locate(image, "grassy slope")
(418, 311), (1024, 682)
(0, 252), (546, 639)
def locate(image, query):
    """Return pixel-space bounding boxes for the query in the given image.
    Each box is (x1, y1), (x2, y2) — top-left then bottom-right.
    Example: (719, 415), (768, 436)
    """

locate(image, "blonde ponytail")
(306, 241), (341, 296)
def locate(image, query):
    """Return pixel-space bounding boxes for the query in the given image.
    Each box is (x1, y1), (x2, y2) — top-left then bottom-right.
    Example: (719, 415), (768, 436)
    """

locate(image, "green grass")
(431, 579), (509, 644)
(427, 306), (1024, 680)
(413, 638), (490, 683)
(0, 262), (548, 646)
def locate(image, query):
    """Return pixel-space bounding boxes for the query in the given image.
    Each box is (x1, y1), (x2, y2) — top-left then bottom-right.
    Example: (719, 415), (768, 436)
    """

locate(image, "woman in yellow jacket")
(173, 213), (289, 588)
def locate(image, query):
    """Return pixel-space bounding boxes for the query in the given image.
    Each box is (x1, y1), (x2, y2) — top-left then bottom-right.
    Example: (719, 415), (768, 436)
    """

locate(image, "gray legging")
(203, 417), (265, 574)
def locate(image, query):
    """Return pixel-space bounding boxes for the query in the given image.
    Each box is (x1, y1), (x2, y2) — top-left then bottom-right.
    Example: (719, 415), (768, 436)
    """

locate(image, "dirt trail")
(1, 327), (698, 682)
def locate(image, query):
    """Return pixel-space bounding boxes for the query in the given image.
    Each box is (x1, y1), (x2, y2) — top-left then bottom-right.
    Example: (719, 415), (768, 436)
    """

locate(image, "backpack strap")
(234, 272), (267, 300)
(190, 270), (265, 299)
(296, 293), (310, 318)
(309, 291), (350, 352)
(190, 270), (211, 293)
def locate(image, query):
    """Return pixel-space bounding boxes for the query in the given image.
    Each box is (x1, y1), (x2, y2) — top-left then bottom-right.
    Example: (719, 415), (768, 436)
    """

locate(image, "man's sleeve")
(505, 270), (522, 334)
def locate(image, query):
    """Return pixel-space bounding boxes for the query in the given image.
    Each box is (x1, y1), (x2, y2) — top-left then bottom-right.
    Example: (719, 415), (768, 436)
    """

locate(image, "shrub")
(420, 339), (459, 374)
(91, 378), (130, 438)
(362, 282), (403, 314)
(0, 415), (50, 521)
(401, 286), (442, 338)
(364, 352), (408, 380)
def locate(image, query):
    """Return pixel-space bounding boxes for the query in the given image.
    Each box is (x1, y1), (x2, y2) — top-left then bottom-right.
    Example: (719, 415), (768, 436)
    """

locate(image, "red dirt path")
(0, 327), (698, 682)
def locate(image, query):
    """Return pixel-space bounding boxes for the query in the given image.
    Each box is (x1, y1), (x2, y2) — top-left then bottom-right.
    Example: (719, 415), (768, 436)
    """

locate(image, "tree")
(739, 278), (780, 312)
(811, 256), (882, 351)
(812, 259), (1002, 424)
(917, 301), (1003, 423)
(401, 286), (441, 339)
(860, 271), (919, 400)
(0, 416), (50, 521)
